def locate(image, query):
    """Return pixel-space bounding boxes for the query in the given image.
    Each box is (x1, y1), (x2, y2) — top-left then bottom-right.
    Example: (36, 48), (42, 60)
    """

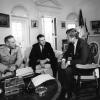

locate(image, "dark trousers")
(58, 65), (77, 94)
(51, 64), (58, 78)
(51, 58), (58, 78)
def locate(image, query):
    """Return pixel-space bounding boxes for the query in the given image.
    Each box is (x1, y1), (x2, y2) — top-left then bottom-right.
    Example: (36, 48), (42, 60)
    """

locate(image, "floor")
(57, 80), (100, 100)
(0, 77), (100, 100)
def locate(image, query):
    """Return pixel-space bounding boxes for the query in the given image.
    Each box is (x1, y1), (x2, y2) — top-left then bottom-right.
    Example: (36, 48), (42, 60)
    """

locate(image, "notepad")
(31, 74), (55, 87)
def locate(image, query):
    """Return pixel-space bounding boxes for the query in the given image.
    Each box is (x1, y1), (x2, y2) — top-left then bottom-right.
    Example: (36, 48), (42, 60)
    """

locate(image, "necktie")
(69, 43), (74, 56)
(41, 45), (44, 52)
(9, 49), (12, 54)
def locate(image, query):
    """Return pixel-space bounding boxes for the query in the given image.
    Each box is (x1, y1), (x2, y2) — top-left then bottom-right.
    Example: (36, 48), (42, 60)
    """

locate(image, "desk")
(0, 75), (61, 100)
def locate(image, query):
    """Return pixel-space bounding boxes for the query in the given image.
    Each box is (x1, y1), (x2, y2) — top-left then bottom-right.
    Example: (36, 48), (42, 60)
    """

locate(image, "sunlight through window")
(67, 23), (76, 29)
(11, 22), (22, 47)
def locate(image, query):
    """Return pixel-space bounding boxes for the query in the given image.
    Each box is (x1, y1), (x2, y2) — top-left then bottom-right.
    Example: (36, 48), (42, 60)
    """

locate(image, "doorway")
(41, 17), (57, 50)
(11, 16), (29, 56)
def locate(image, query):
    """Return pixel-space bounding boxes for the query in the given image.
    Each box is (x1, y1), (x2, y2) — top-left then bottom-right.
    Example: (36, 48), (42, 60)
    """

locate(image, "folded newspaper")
(16, 67), (33, 77)
(31, 74), (55, 87)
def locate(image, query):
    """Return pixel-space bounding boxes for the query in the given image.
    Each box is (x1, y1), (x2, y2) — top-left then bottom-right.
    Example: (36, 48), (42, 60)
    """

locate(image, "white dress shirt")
(74, 39), (78, 55)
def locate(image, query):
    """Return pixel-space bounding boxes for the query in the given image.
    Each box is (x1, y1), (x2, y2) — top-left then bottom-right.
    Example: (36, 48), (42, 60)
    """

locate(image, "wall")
(0, 0), (100, 51)
(37, 5), (71, 51)
(0, 0), (39, 45)
(36, 0), (100, 51)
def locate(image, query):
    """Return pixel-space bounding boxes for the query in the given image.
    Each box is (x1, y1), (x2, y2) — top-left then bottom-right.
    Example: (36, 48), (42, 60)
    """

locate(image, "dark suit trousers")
(58, 65), (77, 94)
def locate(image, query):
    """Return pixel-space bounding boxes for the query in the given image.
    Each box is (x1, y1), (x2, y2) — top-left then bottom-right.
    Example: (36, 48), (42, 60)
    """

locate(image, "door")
(42, 17), (57, 50)
(11, 16), (29, 56)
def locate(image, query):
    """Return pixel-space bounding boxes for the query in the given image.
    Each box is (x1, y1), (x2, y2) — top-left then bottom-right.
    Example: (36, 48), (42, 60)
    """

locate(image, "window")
(67, 23), (76, 29)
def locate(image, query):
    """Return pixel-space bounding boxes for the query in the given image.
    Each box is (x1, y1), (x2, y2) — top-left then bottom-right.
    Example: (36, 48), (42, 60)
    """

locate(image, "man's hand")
(39, 58), (50, 68)
(9, 65), (16, 72)
(61, 59), (71, 69)
(46, 58), (50, 62)
(40, 60), (45, 68)
(0, 63), (8, 73)
(65, 61), (70, 67)
(61, 59), (66, 69)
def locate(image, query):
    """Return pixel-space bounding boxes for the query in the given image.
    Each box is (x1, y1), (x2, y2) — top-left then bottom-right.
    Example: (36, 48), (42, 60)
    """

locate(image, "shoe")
(65, 93), (68, 99)
(70, 92), (76, 100)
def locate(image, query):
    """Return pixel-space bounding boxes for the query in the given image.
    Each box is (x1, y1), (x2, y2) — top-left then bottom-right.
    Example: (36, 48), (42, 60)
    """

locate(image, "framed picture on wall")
(0, 13), (10, 27)
(62, 39), (68, 52)
(61, 21), (66, 29)
(31, 20), (39, 28)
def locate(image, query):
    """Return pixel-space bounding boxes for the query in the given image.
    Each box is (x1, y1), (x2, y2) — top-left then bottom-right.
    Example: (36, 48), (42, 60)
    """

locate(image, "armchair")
(75, 50), (100, 98)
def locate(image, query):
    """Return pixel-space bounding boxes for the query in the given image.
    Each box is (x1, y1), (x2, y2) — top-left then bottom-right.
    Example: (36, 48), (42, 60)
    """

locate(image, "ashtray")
(35, 86), (47, 97)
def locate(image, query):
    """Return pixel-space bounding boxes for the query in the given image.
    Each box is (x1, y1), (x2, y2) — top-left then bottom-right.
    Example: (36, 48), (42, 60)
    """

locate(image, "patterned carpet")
(76, 81), (99, 100)
(57, 80), (100, 100)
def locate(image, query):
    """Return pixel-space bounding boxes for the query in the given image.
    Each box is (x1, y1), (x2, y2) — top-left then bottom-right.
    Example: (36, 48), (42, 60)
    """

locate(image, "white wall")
(37, 0), (100, 51)
(0, 0), (100, 51)
(0, 0), (39, 45)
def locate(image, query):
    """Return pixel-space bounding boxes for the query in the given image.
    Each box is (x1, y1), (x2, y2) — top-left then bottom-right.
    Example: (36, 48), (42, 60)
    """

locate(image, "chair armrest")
(76, 64), (98, 69)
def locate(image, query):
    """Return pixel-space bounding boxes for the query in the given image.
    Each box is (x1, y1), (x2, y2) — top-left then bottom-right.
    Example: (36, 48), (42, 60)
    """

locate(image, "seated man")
(59, 28), (94, 99)
(29, 34), (57, 77)
(0, 35), (23, 78)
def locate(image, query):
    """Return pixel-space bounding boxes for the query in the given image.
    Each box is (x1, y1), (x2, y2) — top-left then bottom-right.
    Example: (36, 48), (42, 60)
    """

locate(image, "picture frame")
(62, 39), (68, 52)
(90, 20), (100, 34)
(61, 21), (66, 29)
(63, 44), (68, 52)
(0, 13), (10, 27)
(89, 41), (99, 57)
(31, 20), (38, 28)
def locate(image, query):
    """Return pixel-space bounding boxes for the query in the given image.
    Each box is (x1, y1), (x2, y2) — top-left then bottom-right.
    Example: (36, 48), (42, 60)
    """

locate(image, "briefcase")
(4, 77), (25, 96)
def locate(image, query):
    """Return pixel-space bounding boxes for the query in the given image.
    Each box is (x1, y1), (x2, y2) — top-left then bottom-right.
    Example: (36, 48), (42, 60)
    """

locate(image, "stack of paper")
(16, 67), (33, 77)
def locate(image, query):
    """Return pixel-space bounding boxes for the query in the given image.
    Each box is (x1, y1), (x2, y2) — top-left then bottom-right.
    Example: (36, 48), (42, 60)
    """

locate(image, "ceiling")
(33, 0), (62, 9)
(33, 0), (100, 9)
(32, 0), (100, 18)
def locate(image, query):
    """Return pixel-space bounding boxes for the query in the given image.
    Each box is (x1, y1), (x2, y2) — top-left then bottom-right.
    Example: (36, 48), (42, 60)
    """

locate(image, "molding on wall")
(89, 34), (100, 37)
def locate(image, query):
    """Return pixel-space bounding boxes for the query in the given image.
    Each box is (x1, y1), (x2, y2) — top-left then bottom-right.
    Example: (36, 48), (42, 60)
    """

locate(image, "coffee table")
(0, 74), (61, 100)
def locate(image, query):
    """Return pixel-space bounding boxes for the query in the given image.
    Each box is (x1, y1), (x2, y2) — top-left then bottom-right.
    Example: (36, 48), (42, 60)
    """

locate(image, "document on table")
(31, 74), (55, 87)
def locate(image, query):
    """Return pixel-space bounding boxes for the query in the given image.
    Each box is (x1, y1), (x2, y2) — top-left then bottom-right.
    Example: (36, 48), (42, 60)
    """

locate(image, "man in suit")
(29, 34), (57, 77)
(59, 28), (94, 99)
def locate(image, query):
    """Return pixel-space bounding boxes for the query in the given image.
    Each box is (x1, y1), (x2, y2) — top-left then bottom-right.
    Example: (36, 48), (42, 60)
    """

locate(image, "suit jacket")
(63, 38), (93, 65)
(29, 42), (57, 70)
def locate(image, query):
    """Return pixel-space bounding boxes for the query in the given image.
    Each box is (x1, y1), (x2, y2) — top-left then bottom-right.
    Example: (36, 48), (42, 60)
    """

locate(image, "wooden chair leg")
(77, 75), (81, 90)
(95, 77), (99, 96)
(75, 75), (81, 100)
(94, 71), (99, 96)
